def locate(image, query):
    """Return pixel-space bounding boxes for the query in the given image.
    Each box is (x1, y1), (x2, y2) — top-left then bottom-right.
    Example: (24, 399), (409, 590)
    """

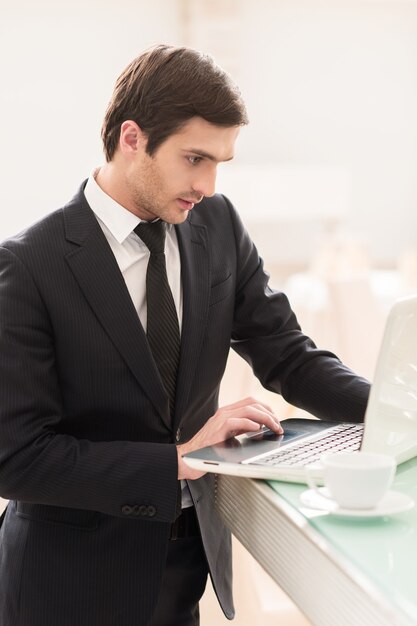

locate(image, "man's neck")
(95, 162), (138, 218)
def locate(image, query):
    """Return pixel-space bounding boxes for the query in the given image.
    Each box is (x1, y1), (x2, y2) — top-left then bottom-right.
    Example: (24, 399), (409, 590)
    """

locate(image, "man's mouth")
(177, 196), (203, 211)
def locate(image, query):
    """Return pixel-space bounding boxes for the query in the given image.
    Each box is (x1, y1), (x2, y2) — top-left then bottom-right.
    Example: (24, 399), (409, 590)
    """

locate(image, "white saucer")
(299, 488), (415, 518)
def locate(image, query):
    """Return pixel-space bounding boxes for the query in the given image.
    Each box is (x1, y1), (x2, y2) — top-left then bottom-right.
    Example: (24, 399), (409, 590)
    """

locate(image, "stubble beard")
(127, 161), (167, 222)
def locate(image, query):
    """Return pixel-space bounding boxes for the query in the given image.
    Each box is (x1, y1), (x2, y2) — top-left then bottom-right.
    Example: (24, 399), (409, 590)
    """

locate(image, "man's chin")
(166, 210), (190, 225)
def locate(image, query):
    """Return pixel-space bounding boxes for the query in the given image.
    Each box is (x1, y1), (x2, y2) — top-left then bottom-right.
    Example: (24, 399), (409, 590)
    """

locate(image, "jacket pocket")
(16, 502), (99, 530)
(209, 273), (233, 307)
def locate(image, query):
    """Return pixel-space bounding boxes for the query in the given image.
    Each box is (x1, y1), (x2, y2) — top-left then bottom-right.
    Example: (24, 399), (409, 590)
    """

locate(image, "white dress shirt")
(84, 171), (193, 508)
(84, 172), (183, 332)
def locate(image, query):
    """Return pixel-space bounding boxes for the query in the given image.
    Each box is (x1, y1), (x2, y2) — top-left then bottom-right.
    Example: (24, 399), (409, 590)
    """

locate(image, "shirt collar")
(84, 170), (140, 244)
(84, 169), (173, 244)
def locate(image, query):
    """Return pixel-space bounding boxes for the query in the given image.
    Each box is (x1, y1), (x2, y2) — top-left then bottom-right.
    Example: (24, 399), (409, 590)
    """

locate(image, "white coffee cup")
(306, 452), (396, 510)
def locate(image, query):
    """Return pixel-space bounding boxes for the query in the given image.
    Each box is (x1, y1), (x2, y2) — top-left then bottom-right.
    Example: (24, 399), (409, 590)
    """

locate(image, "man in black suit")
(0, 45), (369, 626)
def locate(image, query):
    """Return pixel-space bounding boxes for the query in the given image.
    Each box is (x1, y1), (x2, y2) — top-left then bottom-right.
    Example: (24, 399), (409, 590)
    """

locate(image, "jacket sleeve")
(225, 196), (370, 422)
(0, 246), (179, 522)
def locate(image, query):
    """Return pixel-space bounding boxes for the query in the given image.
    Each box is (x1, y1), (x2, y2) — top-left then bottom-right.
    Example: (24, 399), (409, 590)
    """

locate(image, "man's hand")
(177, 397), (283, 480)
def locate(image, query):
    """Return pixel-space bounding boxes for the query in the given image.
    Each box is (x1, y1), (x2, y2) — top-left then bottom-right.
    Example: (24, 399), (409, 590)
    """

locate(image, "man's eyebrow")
(183, 148), (234, 163)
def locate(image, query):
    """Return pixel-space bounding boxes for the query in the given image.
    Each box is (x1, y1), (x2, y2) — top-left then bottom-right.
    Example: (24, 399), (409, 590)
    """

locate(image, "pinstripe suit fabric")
(0, 182), (370, 625)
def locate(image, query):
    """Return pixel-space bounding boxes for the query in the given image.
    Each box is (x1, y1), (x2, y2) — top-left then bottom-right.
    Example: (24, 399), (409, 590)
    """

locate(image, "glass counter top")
(268, 456), (417, 624)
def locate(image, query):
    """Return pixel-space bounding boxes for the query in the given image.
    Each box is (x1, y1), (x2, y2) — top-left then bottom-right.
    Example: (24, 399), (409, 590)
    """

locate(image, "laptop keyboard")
(252, 423), (363, 467)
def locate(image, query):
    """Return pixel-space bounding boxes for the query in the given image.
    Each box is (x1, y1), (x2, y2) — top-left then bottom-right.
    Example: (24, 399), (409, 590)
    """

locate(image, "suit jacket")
(0, 183), (370, 626)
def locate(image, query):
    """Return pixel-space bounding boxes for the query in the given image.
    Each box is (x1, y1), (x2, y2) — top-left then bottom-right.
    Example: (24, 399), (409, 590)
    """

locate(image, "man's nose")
(192, 168), (217, 198)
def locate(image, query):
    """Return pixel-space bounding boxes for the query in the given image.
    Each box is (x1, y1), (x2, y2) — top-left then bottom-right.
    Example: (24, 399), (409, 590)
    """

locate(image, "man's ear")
(119, 120), (147, 156)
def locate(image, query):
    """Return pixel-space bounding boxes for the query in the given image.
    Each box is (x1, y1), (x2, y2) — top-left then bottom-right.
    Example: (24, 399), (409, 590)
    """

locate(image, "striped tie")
(135, 220), (180, 417)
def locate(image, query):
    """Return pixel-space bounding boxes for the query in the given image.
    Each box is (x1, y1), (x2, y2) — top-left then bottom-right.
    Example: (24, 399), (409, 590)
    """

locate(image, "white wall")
(1, 0), (417, 268)
(0, 0), (181, 238)
(233, 0), (417, 266)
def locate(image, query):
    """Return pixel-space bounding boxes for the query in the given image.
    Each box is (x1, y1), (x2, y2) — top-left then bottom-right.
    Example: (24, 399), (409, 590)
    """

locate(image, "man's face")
(125, 117), (240, 224)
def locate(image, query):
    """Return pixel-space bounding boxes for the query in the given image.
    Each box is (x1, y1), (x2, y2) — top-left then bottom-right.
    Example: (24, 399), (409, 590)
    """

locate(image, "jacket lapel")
(174, 218), (210, 426)
(62, 186), (171, 428)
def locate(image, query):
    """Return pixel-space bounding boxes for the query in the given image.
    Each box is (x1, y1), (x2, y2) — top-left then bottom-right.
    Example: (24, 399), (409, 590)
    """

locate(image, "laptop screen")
(362, 295), (417, 463)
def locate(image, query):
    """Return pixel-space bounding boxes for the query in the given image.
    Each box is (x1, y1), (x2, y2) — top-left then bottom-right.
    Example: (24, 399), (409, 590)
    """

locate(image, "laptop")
(183, 294), (417, 483)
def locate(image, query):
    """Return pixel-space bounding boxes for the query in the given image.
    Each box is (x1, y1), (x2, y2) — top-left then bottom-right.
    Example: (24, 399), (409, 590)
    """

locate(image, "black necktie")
(135, 221), (180, 417)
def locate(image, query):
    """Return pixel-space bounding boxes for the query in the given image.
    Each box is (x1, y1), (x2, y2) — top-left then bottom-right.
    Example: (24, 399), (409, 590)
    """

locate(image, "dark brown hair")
(101, 44), (248, 161)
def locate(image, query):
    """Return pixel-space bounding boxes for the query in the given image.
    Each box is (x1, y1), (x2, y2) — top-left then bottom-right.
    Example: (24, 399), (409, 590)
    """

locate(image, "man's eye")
(188, 156), (202, 165)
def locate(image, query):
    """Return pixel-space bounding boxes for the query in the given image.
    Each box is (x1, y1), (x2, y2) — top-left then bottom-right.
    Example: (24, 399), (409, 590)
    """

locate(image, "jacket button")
(147, 505), (156, 517)
(175, 427), (182, 443)
(139, 505), (148, 516)
(121, 505), (132, 516)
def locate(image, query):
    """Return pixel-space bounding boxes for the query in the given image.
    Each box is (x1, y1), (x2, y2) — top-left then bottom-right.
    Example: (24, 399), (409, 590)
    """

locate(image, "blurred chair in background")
(286, 232), (387, 380)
